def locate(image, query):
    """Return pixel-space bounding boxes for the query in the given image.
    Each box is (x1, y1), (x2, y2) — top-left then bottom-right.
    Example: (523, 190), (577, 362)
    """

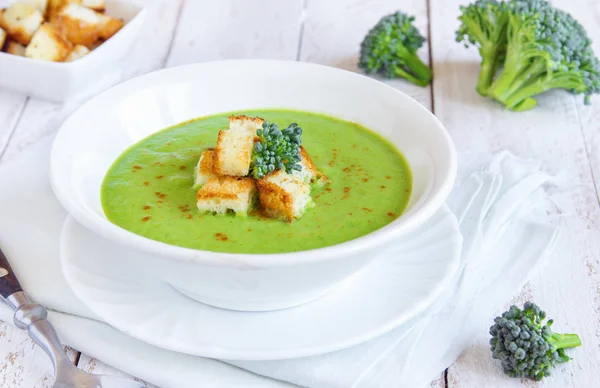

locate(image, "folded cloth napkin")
(0, 135), (560, 388)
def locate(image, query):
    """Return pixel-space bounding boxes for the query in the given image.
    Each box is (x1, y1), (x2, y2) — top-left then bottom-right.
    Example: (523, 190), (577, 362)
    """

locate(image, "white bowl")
(50, 60), (457, 312)
(0, 0), (146, 102)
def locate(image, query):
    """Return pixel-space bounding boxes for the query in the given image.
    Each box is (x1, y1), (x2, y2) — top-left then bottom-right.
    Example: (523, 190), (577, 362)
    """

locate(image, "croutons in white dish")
(0, 0), (124, 62)
(18, 0), (48, 14)
(5, 39), (26, 55)
(53, 3), (122, 48)
(0, 27), (7, 49)
(194, 115), (328, 221)
(0, 3), (44, 46)
(64, 43), (89, 61)
(80, 0), (105, 12)
(25, 22), (72, 61)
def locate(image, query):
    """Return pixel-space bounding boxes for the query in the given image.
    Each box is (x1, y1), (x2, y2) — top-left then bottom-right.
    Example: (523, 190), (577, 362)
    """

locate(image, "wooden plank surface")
(299, 0), (432, 110)
(0, 93), (26, 160)
(165, 0), (304, 67)
(0, 321), (77, 388)
(429, 0), (600, 387)
(0, 0), (599, 386)
(561, 0), (600, 201)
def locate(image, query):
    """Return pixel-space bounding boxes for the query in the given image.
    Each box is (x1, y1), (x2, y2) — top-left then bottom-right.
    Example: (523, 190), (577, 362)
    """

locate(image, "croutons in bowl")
(0, 0), (146, 102)
(50, 60), (457, 311)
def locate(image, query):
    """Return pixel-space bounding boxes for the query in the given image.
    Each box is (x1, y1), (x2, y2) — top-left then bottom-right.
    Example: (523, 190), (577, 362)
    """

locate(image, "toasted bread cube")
(296, 146), (329, 187)
(257, 170), (312, 221)
(18, 0), (48, 13)
(46, 0), (67, 20)
(0, 3), (44, 46)
(47, 0), (105, 19)
(97, 12), (123, 40)
(80, 0), (104, 11)
(5, 39), (26, 56)
(194, 149), (216, 188)
(196, 176), (256, 216)
(25, 23), (73, 62)
(213, 115), (265, 177)
(64, 43), (89, 61)
(53, 3), (102, 47)
(0, 27), (6, 49)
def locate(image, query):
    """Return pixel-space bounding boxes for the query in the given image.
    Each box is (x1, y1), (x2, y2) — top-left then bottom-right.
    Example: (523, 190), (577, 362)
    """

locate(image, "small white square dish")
(0, 0), (146, 102)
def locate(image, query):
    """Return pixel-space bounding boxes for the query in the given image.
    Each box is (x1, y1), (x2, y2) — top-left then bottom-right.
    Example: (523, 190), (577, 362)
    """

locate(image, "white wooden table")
(0, 0), (599, 386)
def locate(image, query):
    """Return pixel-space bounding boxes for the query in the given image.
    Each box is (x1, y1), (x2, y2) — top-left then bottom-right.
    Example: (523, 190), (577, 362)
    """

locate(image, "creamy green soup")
(101, 109), (412, 253)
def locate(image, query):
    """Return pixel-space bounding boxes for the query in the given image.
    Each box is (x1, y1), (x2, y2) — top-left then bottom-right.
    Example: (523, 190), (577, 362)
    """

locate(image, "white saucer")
(60, 206), (462, 361)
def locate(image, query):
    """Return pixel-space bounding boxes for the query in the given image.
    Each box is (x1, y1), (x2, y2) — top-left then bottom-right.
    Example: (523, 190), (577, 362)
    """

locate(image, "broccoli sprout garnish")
(250, 122), (302, 179)
(359, 11), (432, 86)
(490, 302), (581, 381)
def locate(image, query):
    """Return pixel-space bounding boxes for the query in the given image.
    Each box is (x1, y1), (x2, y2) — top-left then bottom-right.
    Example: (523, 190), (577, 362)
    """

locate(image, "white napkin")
(0, 135), (560, 388)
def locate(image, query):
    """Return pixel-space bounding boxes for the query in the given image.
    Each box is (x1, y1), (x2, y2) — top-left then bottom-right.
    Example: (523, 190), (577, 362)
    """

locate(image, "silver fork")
(0, 247), (146, 388)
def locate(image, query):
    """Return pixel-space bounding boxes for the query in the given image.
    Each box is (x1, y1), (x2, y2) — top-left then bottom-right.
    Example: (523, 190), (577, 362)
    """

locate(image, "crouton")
(296, 146), (329, 187)
(196, 176), (256, 216)
(194, 149), (216, 188)
(53, 3), (101, 47)
(5, 39), (26, 56)
(53, 4), (124, 47)
(0, 28), (6, 50)
(97, 12), (123, 40)
(0, 3), (44, 46)
(64, 43), (89, 61)
(17, 0), (48, 14)
(256, 170), (313, 221)
(25, 23), (73, 62)
(80, 0), (104, 11)
(46, 0), (67, 20)
(213, 115), (265, 177)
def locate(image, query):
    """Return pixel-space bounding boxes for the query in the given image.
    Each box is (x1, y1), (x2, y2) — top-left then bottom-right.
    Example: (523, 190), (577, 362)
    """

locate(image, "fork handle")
(0, 248), (70, 373)
(0, 247), (23, 299)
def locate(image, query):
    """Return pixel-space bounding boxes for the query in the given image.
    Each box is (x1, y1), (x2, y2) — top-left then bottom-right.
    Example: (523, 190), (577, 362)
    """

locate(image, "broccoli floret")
(490, 302), (581, 381)
(359, 11), (432, 86)
(456, 0), (510, 96)
(250, 122), (302, 179)
(487, 0), (600, 111)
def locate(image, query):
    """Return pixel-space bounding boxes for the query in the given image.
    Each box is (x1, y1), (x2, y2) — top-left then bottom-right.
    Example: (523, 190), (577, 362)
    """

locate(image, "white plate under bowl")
(60, 206), (462, 361)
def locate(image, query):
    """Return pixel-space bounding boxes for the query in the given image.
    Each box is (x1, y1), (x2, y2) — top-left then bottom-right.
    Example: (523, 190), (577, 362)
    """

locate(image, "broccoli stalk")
(359, 11), (432, 87)
(487, 0), (600, 111)
(490, 302), (582, 381)
(386, 47), (432, 87)
(456, 0), (509, 96)
(250, 122), (302, 179)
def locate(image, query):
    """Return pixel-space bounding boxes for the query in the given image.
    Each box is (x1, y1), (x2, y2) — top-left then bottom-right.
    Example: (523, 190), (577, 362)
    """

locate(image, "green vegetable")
(250, 122), (302, 179)
(456, 0), (509, 96)
(457, 0), (600, 111)
(490, 302), (582, 381)
(359, 11), (432, 86)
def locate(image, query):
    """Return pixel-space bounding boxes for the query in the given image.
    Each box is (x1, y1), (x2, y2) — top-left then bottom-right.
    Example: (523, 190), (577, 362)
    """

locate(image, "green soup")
(101, 109), (412, 253)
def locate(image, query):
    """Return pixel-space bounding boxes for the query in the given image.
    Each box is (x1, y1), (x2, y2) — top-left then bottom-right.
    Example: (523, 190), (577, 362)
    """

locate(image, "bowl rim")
(50, 59), (457, 268)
